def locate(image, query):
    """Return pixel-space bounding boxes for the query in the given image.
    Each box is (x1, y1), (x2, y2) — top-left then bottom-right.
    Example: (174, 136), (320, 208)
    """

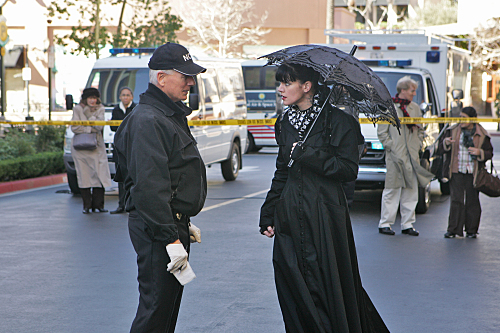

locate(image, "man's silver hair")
(149, 69), (175, 85)
(396, 75), (418, 93)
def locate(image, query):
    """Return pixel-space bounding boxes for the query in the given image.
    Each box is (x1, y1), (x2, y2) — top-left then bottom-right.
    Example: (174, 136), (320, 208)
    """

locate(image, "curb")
(0, 173), (68, 195)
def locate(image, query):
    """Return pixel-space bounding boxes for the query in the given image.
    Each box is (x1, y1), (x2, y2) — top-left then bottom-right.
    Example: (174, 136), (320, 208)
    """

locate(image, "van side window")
(263, 67), (278, 90)
(201, 69), (220, 103)
(218, 68), (245, 102)
(243, 67), (260, 89)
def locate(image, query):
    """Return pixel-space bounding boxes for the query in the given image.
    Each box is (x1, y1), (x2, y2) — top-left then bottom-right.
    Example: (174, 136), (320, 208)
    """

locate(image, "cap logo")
(183, 53), (192, 62)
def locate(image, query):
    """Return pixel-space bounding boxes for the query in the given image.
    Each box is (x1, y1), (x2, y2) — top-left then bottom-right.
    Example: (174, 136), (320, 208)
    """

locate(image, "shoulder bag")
(73, 133), (98, 150)
(474, 160), (500, 197)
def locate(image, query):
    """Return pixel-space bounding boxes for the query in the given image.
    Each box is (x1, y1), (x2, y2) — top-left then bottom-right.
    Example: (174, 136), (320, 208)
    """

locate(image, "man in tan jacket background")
(377, 76), (434, 236)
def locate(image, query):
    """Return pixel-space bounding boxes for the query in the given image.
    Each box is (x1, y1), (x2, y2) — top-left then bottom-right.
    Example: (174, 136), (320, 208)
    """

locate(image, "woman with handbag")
(70, 88), (112, 214)
(439, 106), (493, 238)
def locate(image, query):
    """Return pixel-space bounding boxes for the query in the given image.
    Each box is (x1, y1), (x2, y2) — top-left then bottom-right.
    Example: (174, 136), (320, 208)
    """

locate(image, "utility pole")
(95, 0), (100, 59)
(326, 0), (335, 44)
(47, 24), (55, 120)
(0, 2), (8, 117)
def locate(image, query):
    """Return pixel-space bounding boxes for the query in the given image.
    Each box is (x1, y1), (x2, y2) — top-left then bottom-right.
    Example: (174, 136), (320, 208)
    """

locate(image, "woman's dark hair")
(275, 63), (321, 93)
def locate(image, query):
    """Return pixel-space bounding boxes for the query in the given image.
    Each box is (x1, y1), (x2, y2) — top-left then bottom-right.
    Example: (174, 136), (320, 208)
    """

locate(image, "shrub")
(0, 151), (65, 182)
(0, 130), (36, 160)
(35, 125), (66, 152)
(0, 125), (66, 181)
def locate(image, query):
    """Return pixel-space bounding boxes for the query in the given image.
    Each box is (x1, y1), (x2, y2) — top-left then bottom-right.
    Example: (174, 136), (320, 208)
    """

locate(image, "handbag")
(73, 133), (98, 150)
(474, 161), (500, 197)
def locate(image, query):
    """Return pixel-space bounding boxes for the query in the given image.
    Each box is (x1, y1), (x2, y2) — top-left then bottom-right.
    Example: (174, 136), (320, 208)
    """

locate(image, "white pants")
(378, 173), (419, 230)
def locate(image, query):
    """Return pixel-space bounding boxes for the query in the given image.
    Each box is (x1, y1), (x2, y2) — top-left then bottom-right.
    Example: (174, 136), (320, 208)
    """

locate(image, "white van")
(63, 48), (247, 194)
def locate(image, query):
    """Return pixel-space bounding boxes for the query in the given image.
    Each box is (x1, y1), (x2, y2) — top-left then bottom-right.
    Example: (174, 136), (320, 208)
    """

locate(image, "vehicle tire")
(440, 180), (450, 195)
(221, 143), (240, 181)
(247, 132), (262, 153)
(416, 182), (431, 214)
(67, 171), (81, 195)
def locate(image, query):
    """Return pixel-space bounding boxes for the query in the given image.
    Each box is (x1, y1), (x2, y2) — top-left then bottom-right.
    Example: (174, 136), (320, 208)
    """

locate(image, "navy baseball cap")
(148, 42), (206, 75)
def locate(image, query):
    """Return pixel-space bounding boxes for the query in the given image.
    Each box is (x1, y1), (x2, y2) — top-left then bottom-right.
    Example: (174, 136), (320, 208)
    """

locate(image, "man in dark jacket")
(113, 42), (207, 333)
(110, 87), (136, 214)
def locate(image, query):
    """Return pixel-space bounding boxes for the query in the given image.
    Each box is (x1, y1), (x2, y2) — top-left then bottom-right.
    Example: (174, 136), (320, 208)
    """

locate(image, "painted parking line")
(201, 189), (269, 212)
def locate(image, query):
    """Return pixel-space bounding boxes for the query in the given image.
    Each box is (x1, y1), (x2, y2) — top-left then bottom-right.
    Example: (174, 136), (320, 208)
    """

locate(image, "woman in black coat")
(259, 63), (388, 332)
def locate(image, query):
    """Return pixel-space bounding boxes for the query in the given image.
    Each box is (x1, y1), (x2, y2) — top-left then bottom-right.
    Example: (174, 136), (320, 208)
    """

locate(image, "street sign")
(22, 67), (31, 81)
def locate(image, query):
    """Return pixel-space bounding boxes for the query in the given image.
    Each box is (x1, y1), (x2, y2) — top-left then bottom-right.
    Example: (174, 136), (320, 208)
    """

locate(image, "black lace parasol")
(259, 44), (400, 129)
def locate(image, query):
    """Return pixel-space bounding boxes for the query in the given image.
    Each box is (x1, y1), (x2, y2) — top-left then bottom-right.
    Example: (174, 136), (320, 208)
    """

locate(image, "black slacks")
(80, 187), (105, 210)
(447, 172), (481, 236)
(128, 211), (190, 333)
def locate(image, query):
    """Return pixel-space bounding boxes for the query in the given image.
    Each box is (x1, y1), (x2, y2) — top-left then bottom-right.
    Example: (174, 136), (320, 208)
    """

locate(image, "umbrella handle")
(288, 141), (304, 167)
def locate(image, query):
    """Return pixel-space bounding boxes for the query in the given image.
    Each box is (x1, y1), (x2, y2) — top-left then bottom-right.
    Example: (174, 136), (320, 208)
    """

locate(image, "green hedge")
(0, 151), (65, 182)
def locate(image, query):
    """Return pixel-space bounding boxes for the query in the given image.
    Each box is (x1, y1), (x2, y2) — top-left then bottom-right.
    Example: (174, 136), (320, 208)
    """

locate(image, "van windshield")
(86, 68), (149, 106)
(242, 65), (278, 112)
(374, 72), (424, 104)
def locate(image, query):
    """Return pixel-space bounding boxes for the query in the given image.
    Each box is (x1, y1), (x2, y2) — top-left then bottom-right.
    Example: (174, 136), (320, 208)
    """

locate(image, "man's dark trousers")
(117, 182), (125, 209)
(128, 211), (191, 333)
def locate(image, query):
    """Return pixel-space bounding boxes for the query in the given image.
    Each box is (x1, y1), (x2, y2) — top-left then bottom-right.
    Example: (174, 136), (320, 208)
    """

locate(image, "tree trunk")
(96, 0), (101, 59)
(116, 0), (127, 48)
(326, 0), (334, 44)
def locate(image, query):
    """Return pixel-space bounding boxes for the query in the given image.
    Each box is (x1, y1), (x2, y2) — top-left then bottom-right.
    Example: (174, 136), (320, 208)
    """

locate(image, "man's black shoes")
(466, 232), (477, 238)
(379, 227), (395, 235)
(444, 232), (456, 238)
(402, 228), (419, 236)
(110, 207), (126, 214)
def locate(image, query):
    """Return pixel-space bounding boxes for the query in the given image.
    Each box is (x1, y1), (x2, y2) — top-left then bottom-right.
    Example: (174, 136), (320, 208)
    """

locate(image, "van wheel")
(247, 133), (262, 153)
(67, 171), (81, 195)
(416, 182), (431, 214)
(221, 143), (240, 181)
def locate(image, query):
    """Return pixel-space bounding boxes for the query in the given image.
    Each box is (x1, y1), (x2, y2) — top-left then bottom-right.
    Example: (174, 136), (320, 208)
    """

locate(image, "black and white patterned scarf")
(286, 93), (322, 140)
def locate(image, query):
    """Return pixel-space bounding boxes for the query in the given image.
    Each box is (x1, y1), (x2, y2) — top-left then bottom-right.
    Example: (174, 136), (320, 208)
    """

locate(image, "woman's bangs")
(275, 64), (296, 83)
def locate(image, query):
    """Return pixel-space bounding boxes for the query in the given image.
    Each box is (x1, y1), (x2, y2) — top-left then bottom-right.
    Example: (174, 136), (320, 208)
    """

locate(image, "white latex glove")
(171, 261), (196, 285)
(189, 222), (201, 243)
(166, 243), (188, 272)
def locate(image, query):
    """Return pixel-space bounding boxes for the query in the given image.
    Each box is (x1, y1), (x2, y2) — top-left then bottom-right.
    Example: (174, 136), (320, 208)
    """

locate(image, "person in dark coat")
(113, 42), (206, 333)
(439, 106), (493, 238)
(110, 86), (136, 214)
(259, 63), (389, 332)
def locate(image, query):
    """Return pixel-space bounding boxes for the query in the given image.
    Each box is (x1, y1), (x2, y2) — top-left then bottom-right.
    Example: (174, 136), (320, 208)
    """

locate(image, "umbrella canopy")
(259, 44), (400, 129)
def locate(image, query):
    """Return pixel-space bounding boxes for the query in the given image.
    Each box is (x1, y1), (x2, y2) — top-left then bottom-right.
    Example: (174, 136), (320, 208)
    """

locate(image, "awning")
(2, 46), (24, 68)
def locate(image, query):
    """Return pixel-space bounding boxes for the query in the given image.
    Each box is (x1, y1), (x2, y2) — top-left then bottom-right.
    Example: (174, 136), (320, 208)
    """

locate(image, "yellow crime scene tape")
(1, 117), (500, 126)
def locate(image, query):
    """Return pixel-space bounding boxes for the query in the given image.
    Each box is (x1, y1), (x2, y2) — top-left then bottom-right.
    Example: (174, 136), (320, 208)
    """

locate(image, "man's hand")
(166, 243), (188, 272)
(263, 226), (275, 238)
(189, 222), (201, 243)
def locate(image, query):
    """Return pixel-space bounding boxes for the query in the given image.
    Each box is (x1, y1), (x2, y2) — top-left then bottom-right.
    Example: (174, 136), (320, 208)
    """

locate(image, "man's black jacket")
(114, 83), (207, 245)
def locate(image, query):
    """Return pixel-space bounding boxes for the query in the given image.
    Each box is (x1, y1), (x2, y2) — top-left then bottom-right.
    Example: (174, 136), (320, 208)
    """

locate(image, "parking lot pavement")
(1, 151), (500, 332)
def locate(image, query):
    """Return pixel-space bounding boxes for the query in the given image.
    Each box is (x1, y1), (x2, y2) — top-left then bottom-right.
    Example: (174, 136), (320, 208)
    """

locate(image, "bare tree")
(469, 17), (500, 73)
(171, 0), (269, 58)
(342, 0), (406, 30)
(403, 0), (457, 29)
